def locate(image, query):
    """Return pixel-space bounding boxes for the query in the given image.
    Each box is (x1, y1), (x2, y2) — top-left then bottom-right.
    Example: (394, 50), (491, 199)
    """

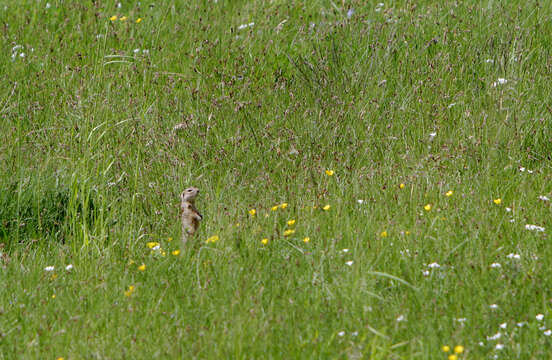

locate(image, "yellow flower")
(442, 345), (450, 352)
(448, 355), (457, 360)
(50, 273), (57, 280)
(380, 231), (388, 238)
(138, 264), (146, 271)
(124, 285), (135, 297)
(287, 219), (296, 226)
(168, 237), (172, 242)
(236, 223), (240, 227)
(280, 202), (288, 209)
(493, 198), (502, 205)
(171, 250), (180, 256)
(206, 235), (220, 243)
(405, 231), (410, 235)
(161, 251), (166, 257)
(119, 16), (127, 21)
(249, 209), (256, 216)
(303, 237), (310, 243)
(322, 204), (330, 211)
(445, 190), (453, 197)
(128, 259), (135, 265)
(283, 229), (295, 237)
(454, 345), (464, 354)
(399, 183), (405, 189)
(424, 204), (432, 211)
(51, 294), (56, 299)
(56, 358), (64, 360)
(325, 170), (334, 176)
(109, 15), (117, 21)
(271, 205), (279, 211)
(261, 238), (269, 245)
(136, 18), (142, 23)
(146, 242), (160, 249)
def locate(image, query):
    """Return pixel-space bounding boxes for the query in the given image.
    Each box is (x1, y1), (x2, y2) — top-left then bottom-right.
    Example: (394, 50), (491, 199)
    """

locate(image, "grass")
(1, 0), (552, 358)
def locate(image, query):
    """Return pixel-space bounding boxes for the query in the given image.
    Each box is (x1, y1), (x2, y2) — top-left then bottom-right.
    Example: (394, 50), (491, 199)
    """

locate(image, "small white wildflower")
(492, 78), (508, 87)
(342, 249), (349, 253)
(351, 331), (358, 336)
(490, 262), (502, 268)
(520, 167), (526, 172)
(422, 270), (430, 277)
(133, 48), (140, 54)
(499, 322), (507, 329)
(19, 53), (25, 58)
(429, 132), (437, 138)
(507, 253), (521, 260)
(357, 199), (365, 204)
(539, 325), (547, 331)
(455, 318), (467, 323)
(375, 3), (384, 12)
(152, 245), (160, 251)
(527, 169), (534, 174)
(396, 315), (405, 322)
(525, 224), (545, 232)
(427, 262), (440, 269)
(65, 264), (73, 271)
(544, 330), (552, 336)
(237, 22), (255, 30)
(516, 322), (527, 327)
(338, 331), (345, 337)
(142, 49), (149, 55)
(485, 59), (494, 63)
(345, 261), (354, 266)
(509, 218), (515, 223)
(117, 2), (122, 8)
(479, 342), (485, 346)
(12, 45), (23, 52)
(447, 103), (456, 109)
(490, 304), (499, 309)
(495, 344), (504, 350)
(44, 266), (55, 272)
(538, 195), (550, 201)
(536, 314), (545, 321)
(505, 207), (512, 212)
(347, 8), (355, 18)
(45, 2), (51, 9)
(487, 332), (501, 340)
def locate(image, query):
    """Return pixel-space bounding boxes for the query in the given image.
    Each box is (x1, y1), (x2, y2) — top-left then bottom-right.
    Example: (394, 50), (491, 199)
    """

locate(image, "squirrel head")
(181, 187), (199, 202)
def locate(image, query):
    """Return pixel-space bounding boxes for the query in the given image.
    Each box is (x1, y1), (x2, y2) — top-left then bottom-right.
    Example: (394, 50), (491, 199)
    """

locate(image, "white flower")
(338, 331), (345, 337)
(527, 169), (534, 174)
(520, 167), (526, 172)
(347, 8), (355, 18)
(427, 262), (440, 269)
(507, 253), (521, 260)
(152, 245), (160, 251)
(490, 304), (499, 309)
(19, 53), (25, 58)
(351, 331), (358, 336)
(492, 78), (508, 87)
(495, 344), (504, 350)
(237, 22), (255, 30)
(142, 49), (149, 55)
(375, 3), (384, 12)
(545, 330), (552, 336)
(525, 224), (545, 232)
(516, 322), (527, 327)
(455, 318), (467, 323)
(509, 218), (515, 223)
(447, 103), (456, 109)
(490, 263), (502, 268)
(45, 2), (51, 9)
(133, 48), (140, 54)
(487, 332), (501, 340)
(536, 314), (545, 321)
(357, 199), (365, 204)
(65, 264), (73, 271)
(396, 315), (405, 322)
(539, 325), (547, 331)
(505, 207), (512, 212)
(429, 132), (437, 138)
(485, 59), (494, 63)
(538, 195), (550, 201)
(117, 2), (122, 8)
(345, 261), (354, 266)
(499, 322), (507, 329)
(479, 341), (485, 346)
(422, 270), (430, 277)
(342, 249), (349, 253)
(44, 266), (55, 272)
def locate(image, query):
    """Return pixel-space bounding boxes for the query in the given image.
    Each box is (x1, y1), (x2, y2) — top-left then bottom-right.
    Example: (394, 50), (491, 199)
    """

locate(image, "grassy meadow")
(1, 0), (552, 358)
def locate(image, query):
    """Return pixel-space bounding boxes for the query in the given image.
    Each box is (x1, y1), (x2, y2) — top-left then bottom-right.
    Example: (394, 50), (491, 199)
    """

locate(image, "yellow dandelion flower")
(206, 235), (220, 243)
(119, 16), (127, 21)
(280, 203), (288, 209)
(146, 242), (160, 249)
(171, 249), (180, 256)
(399, 183), (405, 189)
(446, 190), (453, 197)
(448, 355), (458, 360)
(261, 238), (269, 245)
(303, 237), (310, 243)
(124, 285), (135, 297)
(442, 345), (450, 352)
(236, 223), (240, 227)
(56, 358), (64, 360)
(453, 345), (464, 354)
(161, 251), (166, 257)
(136, 18), (142, 23)
(380, 231), (388, 238)
(109, 15), (117, 21)
(493, 198), (502, 205)
(249, 209), (256, 216)
(51, 294), (56, 299)
(287, 219), (296, 226)
(405, 231), (410, 235)
(283, 229), (295, 236)
(322, 204), (330, 211)
(325, 170), (334, 176)
(424, 204), (432, 211)
(271, 205), (279, 211)
(137, 264), (146, 271)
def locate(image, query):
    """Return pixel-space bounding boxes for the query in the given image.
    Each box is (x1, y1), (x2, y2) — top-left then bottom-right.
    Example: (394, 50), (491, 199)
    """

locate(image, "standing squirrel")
(180, 187), (202, 245)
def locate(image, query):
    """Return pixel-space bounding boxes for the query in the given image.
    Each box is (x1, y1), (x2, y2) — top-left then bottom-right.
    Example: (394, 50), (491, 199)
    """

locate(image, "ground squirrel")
(180, 187), (202, 245)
